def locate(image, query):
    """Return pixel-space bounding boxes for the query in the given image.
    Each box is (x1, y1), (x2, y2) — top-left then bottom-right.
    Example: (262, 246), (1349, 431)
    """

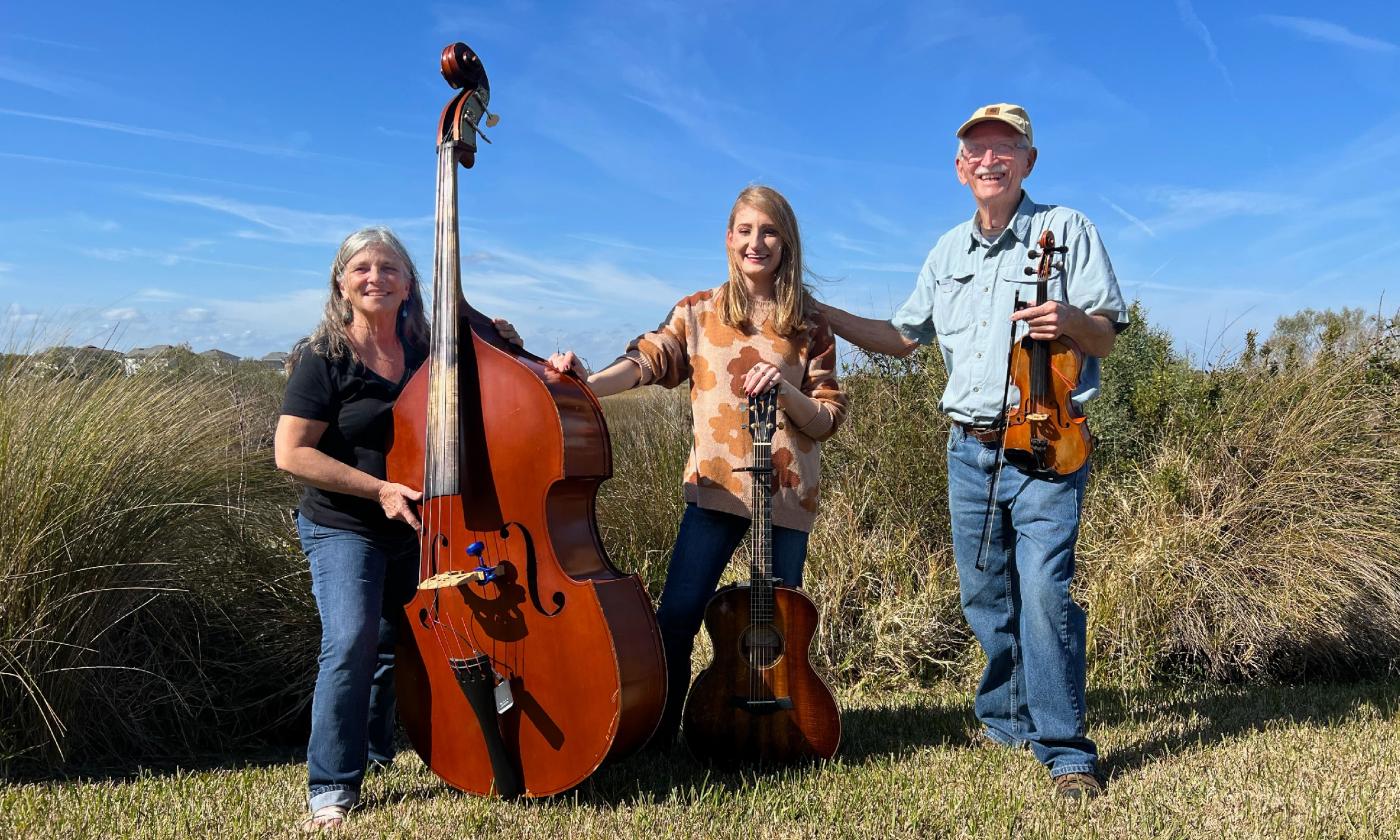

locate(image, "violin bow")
(974, 291), (1022, 572)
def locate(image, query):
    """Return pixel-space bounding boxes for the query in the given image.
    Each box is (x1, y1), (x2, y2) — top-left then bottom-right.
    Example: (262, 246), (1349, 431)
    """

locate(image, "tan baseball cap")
(956, 103), (1033, 146)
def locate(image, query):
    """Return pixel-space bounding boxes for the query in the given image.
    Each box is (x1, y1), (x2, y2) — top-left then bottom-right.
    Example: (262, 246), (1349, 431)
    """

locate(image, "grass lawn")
(4, 680), (1398, 839)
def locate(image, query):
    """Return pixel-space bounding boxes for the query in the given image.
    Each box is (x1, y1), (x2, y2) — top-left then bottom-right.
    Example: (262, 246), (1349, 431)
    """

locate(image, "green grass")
(4, 680), (1398, 839)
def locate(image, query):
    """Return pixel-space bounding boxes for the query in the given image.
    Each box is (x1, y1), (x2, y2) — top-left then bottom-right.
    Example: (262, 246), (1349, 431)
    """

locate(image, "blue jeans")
(946, 426), (1098, 777)
(653, 503), (809, 744)
(297, 512), (418, 811)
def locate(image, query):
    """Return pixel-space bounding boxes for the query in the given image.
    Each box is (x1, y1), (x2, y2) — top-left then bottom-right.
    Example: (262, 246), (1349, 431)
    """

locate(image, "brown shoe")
(1053, 771), (1105, 800)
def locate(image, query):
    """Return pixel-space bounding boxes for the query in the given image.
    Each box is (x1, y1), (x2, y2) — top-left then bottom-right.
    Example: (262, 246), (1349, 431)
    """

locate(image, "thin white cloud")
(852, 200), (906, 236)
(1153, 186), (1303, 215)
(1099, 194), (1157, 238)
(842, 261), (922, 275)
(518, 92), (687, 202)
(0, 108), (316, 158)
(432, 3), (527, 38)
(3, 34), (96, 51)
(69, 213), (120, 233)
(135, 288), (184, 301)
(565, 233), (654, 252)
(1137, 186), (1304, 233)
(621, 82), (755, 168)
(101, 307), (143, 322)
(1259, 15), (1400, 53)
(474, 244), (685, 309)
(1175, 0), (1234, 91)
(195, 288), (328, 343)
(81, 245), (320, 276)
(0, 151), (307, 194)
(4, 303), (39, 328)
(0, 58), (91, 96)
(828, 233), (881, 256)
(143, 192), (430, 247)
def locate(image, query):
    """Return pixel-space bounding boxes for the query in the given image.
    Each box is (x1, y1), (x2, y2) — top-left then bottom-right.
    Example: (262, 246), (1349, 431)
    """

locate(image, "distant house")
(259, 351), (290, 375)
(31, 345), (124, 378)
(123, 344), (176, 375)
(199, 348), (239, 372)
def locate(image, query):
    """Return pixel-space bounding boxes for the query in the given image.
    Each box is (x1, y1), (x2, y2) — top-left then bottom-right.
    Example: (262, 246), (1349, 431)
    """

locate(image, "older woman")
(274, 226), (517, 831)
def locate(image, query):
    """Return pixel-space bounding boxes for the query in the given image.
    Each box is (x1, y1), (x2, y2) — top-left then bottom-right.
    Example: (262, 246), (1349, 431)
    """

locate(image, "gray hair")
(301, 226), (430, 365)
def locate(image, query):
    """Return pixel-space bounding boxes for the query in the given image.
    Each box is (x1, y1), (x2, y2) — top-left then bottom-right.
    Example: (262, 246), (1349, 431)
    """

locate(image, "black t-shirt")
(280, 344), (425, 537)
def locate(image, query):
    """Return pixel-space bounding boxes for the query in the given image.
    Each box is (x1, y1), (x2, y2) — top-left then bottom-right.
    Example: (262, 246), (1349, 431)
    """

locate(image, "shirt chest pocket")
(934, 272), (977, 336)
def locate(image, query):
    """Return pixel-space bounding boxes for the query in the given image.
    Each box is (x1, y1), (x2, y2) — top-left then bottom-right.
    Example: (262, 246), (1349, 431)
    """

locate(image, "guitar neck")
(750, 435), (774, 623)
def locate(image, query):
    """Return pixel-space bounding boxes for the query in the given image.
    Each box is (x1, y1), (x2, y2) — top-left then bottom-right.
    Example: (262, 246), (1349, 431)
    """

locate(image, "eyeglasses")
(959, 141), (1028, 161)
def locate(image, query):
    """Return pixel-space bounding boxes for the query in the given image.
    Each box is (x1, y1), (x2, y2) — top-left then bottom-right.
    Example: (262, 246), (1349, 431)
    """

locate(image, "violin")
(385, 42), (666, 798)
(1000, 230), (1092, 477)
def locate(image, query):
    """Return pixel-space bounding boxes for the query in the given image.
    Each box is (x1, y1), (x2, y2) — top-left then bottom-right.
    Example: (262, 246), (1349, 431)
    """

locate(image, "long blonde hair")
(303, 226), (429, 364)
(717, 185), (811, 337)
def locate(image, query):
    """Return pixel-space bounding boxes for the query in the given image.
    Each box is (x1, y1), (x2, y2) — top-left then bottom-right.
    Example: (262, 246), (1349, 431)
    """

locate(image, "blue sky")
(3, 1), (1399, 367)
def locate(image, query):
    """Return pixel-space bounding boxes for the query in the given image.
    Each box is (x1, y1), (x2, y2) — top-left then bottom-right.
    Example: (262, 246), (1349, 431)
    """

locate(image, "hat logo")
(986, 107), (1000, 115)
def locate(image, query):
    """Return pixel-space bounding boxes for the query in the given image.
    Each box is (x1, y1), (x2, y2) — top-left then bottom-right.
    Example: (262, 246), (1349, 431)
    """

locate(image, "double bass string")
(423, 138), (475, 671)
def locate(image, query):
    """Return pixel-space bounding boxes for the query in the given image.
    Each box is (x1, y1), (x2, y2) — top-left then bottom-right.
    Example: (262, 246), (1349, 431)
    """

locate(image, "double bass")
(681, 386), (841, 766)
(386, 42), (666, 798)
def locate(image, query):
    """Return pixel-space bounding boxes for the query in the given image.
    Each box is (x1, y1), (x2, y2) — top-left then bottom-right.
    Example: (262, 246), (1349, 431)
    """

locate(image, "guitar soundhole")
(741, 624), (785, 670)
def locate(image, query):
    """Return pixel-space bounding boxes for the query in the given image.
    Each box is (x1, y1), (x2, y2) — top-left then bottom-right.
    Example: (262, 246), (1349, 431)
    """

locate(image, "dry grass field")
(4, 681), (1398, 838)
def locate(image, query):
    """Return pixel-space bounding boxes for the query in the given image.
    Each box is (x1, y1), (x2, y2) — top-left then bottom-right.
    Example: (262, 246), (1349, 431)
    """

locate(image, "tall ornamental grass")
(6, 302), (1400, 771)
(596, 308), (1400, 691)
(1079, 336), (1400, 686)
(0, 354), (313, 773)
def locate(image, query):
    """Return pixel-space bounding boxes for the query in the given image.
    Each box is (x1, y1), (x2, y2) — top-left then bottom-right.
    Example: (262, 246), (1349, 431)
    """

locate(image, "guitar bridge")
(730, 697), (794, 714)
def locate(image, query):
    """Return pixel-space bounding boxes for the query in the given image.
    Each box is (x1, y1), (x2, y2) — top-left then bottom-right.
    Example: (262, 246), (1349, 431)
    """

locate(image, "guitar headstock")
(743, 385), (780, 444)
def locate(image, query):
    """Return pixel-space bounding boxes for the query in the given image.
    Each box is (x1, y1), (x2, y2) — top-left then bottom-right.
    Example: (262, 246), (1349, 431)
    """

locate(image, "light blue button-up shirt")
(891, 192), (1128, 426)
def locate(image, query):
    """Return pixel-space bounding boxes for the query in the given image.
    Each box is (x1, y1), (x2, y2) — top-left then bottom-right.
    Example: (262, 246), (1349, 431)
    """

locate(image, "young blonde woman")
(548, 185), (847, 746)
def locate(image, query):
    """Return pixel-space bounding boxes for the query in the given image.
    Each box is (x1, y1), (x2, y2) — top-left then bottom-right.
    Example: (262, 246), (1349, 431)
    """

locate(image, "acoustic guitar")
(681, 386), (841, 766)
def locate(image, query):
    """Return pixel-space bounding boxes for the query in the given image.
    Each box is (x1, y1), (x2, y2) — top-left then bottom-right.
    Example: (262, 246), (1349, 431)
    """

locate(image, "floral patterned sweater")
(619, 287), (847, 533)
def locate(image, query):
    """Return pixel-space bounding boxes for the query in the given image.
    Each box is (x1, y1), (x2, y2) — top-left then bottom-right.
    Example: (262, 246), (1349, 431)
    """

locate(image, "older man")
(820, 103), (1127, 799)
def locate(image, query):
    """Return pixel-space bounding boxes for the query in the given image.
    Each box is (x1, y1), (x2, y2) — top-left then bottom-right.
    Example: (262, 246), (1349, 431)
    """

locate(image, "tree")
(1260, 307), (1378, 370)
